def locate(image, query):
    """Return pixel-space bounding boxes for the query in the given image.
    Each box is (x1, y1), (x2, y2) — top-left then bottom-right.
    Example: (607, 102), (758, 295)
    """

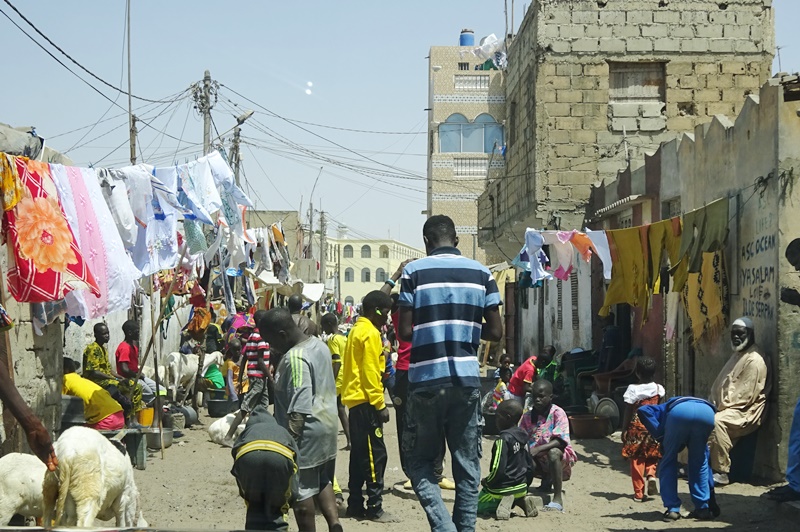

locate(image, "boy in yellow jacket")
(341, 290), (394, 523)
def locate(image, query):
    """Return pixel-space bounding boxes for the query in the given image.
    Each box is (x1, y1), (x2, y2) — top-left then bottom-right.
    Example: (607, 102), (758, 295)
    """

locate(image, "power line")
(1, 0), (178, 103)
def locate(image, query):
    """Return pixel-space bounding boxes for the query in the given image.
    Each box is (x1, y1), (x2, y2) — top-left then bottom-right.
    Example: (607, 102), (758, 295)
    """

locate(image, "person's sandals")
(520, 495), (538, 517)
(495, 495), (515, 520)
(763, 485), (800, 502)
(663, 510), (681, 522)
(438, 477), (456, 490)
(713, 472), (730, 486)
(542, 501), (564, 512)
(647, 476), (659, 496)
(633, 495), (646, 503)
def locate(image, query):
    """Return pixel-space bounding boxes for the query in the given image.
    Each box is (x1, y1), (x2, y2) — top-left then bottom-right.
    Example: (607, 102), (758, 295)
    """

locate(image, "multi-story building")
(478, 0), (775, 352)
(427, 30), (507, 264)
(321, 232), (425, 304)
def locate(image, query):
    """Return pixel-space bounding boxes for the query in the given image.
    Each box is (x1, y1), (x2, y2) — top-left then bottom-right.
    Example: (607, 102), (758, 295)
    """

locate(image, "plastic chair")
(592, 356), (640, 397)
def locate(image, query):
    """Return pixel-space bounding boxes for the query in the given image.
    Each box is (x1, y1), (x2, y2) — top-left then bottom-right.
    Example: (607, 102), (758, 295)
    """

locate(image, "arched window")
(344, 268), (354, 282)
(376, 268), (387, 283)
(345, 296), (354, 305)
(343, 245), (353, 258)
(361, 268), (371, 282)
(439, 113), (503, 154)
(379, 245), (389, 259)
(361, 245), (371, 259)
(439, 113), (468, 153)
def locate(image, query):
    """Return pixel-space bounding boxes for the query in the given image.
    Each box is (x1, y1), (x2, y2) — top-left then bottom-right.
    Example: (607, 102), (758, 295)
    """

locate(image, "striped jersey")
(398, 247), (501, 390)
(243, 331), (270, 379)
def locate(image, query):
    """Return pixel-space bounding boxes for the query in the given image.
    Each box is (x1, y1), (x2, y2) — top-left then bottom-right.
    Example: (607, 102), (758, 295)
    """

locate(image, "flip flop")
(542, 502), (564, 512)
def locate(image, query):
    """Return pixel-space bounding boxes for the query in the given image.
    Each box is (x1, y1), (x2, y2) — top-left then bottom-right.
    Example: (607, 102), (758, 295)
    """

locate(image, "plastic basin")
(568, 414), (612, 439)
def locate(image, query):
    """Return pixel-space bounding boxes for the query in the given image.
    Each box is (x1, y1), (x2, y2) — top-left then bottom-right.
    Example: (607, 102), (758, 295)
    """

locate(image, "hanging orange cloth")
(568, 231), (595, 262)
(600, 226), (651, 319)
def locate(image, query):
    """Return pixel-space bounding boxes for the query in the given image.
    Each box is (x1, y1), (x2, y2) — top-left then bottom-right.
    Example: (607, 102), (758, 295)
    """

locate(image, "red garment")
(3, 157), (99, 303)
(115, 342), (140, 374)
(507, 356), (537, 397)
(391, 311), (411, 371)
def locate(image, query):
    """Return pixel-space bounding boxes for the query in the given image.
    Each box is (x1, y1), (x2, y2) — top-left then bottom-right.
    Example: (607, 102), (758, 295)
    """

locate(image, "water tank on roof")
(460, 29), (475, 46)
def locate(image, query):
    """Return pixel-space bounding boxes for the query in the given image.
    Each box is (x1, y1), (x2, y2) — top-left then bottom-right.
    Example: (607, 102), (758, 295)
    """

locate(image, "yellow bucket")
(137, 407), (154, 426)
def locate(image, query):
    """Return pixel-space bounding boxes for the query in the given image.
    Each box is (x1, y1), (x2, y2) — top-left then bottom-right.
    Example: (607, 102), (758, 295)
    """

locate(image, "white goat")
(0, 453), (46, 525)
(166, 351), (225, 403)
(42, 427), (147, 528)
(208, 413), (246, 446)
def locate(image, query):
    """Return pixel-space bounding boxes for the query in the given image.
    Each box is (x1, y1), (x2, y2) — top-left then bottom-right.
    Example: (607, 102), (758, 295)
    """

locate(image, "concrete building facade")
(479, 0), (775, 354)
(427, 36), (506, 264)
(322, 237), (425, 304)
(586, 77), (800, 480)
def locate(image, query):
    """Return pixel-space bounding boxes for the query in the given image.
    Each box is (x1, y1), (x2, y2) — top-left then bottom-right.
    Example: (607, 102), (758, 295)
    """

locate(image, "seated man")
(520, 379), (578, 512)
(708, 317), (770, 486)
(63, 358), (125, 431)
(508, 346), (556, 402)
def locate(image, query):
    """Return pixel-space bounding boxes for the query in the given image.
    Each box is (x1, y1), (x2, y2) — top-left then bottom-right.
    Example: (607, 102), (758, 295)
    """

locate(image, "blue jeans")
(660, 400), (716, 513)
(403, 386), (482, 532)
(787, 397), (800, 491)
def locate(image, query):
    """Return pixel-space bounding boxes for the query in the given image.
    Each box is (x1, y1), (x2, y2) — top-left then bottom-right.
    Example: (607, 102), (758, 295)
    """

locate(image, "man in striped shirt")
(226, 310), (271, 443)
(397, 215), (503, 532)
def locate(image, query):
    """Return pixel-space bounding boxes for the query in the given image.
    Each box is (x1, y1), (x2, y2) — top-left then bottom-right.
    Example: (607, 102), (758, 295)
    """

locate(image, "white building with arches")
(426, 34), (506, 264)
(322, 237), (425, 305)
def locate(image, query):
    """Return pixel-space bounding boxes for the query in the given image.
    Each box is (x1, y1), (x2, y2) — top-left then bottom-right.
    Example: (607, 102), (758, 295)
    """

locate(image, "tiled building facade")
(427, 41), (506, 264)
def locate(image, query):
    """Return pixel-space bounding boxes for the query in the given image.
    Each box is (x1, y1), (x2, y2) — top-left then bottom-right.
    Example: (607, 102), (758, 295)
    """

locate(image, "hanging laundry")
(542, 231), (574, 281)
(207, 150), (252, 238)
(674, 198), (729, 281)
(523, 229), (553, 283)
(183, 218), (209, 254)
(586, 229), (613, 281)
(647, 217), (683, 292)
(50, 164), (139, 319)
(0, 153), (24, 211)
(665, 292), (681, 341)
(2, 157), (100, 303)
(600, 226), (650, 318)
(179, 159), (222, 224)
(97, 168), (138, 248)
(683, 251), (728, 345)
(565, 230), (594, 263)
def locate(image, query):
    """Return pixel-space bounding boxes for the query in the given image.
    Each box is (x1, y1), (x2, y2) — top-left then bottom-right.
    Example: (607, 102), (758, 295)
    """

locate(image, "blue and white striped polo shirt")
(397, 247), (501, 390)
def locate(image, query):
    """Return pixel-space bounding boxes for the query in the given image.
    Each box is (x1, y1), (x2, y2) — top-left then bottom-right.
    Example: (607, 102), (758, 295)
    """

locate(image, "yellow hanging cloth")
(0, 153), (24, 211)
(600, 226), (651, 319)
(682, 251), (727, 345)
(648, 217), (684, 292)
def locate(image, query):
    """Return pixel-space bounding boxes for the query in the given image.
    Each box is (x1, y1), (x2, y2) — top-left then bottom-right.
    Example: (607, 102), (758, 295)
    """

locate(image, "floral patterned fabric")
(622, 394), (663, 459)
(519, 404), (578, 480)
(2, 156), (99, 303)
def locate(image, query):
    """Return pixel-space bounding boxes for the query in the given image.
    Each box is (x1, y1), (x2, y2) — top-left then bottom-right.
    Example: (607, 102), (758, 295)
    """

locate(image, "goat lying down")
(42, 426), (147, 528)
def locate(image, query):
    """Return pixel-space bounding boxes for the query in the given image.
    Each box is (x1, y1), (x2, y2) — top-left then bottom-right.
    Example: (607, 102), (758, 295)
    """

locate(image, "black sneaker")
(688, 508), (714, 520)
(345, 507), (364, 519)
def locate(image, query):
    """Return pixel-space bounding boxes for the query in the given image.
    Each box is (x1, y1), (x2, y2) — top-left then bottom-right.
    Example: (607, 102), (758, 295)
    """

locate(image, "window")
(458, 62), (470, 71)
(376, 268), (387, 283)
(454, 74), (489, 91)
(454, 158), (488, 177)
(343, 245), (353, 258)
(609, 62), (666, 103)
(439, 113), (504, 154)
(557, 280), (563, 330)
(379, 245), (389, 259)
(344, 268), (354, 282)
(361, 268), (371, 283)
(361, 245), (371, 258)
(508, 102), (517, 147)
(571, 274), (579, 331)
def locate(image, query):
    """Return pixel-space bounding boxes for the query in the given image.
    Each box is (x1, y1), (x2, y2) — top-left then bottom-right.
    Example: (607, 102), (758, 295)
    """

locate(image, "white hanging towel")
(586, 229), (613, 281)
(523, 229), (553, 283)
(541, 231), (574, 281)
(50, 164), (140, 319)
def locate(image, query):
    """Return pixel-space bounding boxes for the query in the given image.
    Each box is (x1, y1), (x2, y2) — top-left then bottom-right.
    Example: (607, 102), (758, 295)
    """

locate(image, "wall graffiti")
(739, 205), (777, 323)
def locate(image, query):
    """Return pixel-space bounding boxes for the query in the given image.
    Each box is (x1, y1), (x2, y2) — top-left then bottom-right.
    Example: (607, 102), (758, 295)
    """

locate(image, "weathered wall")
(480, 0), (774, 253)
(0, 252), (63, 456)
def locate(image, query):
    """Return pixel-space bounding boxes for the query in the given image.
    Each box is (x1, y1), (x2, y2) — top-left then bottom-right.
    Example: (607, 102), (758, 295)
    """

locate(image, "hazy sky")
(1, 1), (796, 248)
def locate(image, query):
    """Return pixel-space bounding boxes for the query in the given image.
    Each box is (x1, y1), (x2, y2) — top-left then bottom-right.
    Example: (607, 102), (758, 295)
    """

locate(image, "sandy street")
(129, 407), (789, 531)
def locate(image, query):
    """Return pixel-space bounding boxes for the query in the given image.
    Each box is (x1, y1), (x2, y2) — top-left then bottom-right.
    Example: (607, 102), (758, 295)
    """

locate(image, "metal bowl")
(144, 428), (173, 449)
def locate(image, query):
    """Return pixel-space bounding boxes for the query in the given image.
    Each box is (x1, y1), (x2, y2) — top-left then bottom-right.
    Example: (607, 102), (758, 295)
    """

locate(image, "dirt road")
(131, 409), (788, 531)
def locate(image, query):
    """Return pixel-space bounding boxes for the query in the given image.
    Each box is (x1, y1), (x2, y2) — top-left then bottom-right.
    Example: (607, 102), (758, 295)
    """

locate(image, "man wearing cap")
(707, 317), (770, 485)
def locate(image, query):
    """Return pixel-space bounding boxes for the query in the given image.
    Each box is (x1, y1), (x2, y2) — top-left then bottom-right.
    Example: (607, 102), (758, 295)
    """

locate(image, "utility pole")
(319, 211), (327, 285)
(192, 70), (217, 155)
(126, 0), (136, 165)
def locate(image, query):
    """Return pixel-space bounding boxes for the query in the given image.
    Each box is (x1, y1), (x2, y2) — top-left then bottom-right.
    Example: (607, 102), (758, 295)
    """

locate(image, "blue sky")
(0, 1), (796, 248)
